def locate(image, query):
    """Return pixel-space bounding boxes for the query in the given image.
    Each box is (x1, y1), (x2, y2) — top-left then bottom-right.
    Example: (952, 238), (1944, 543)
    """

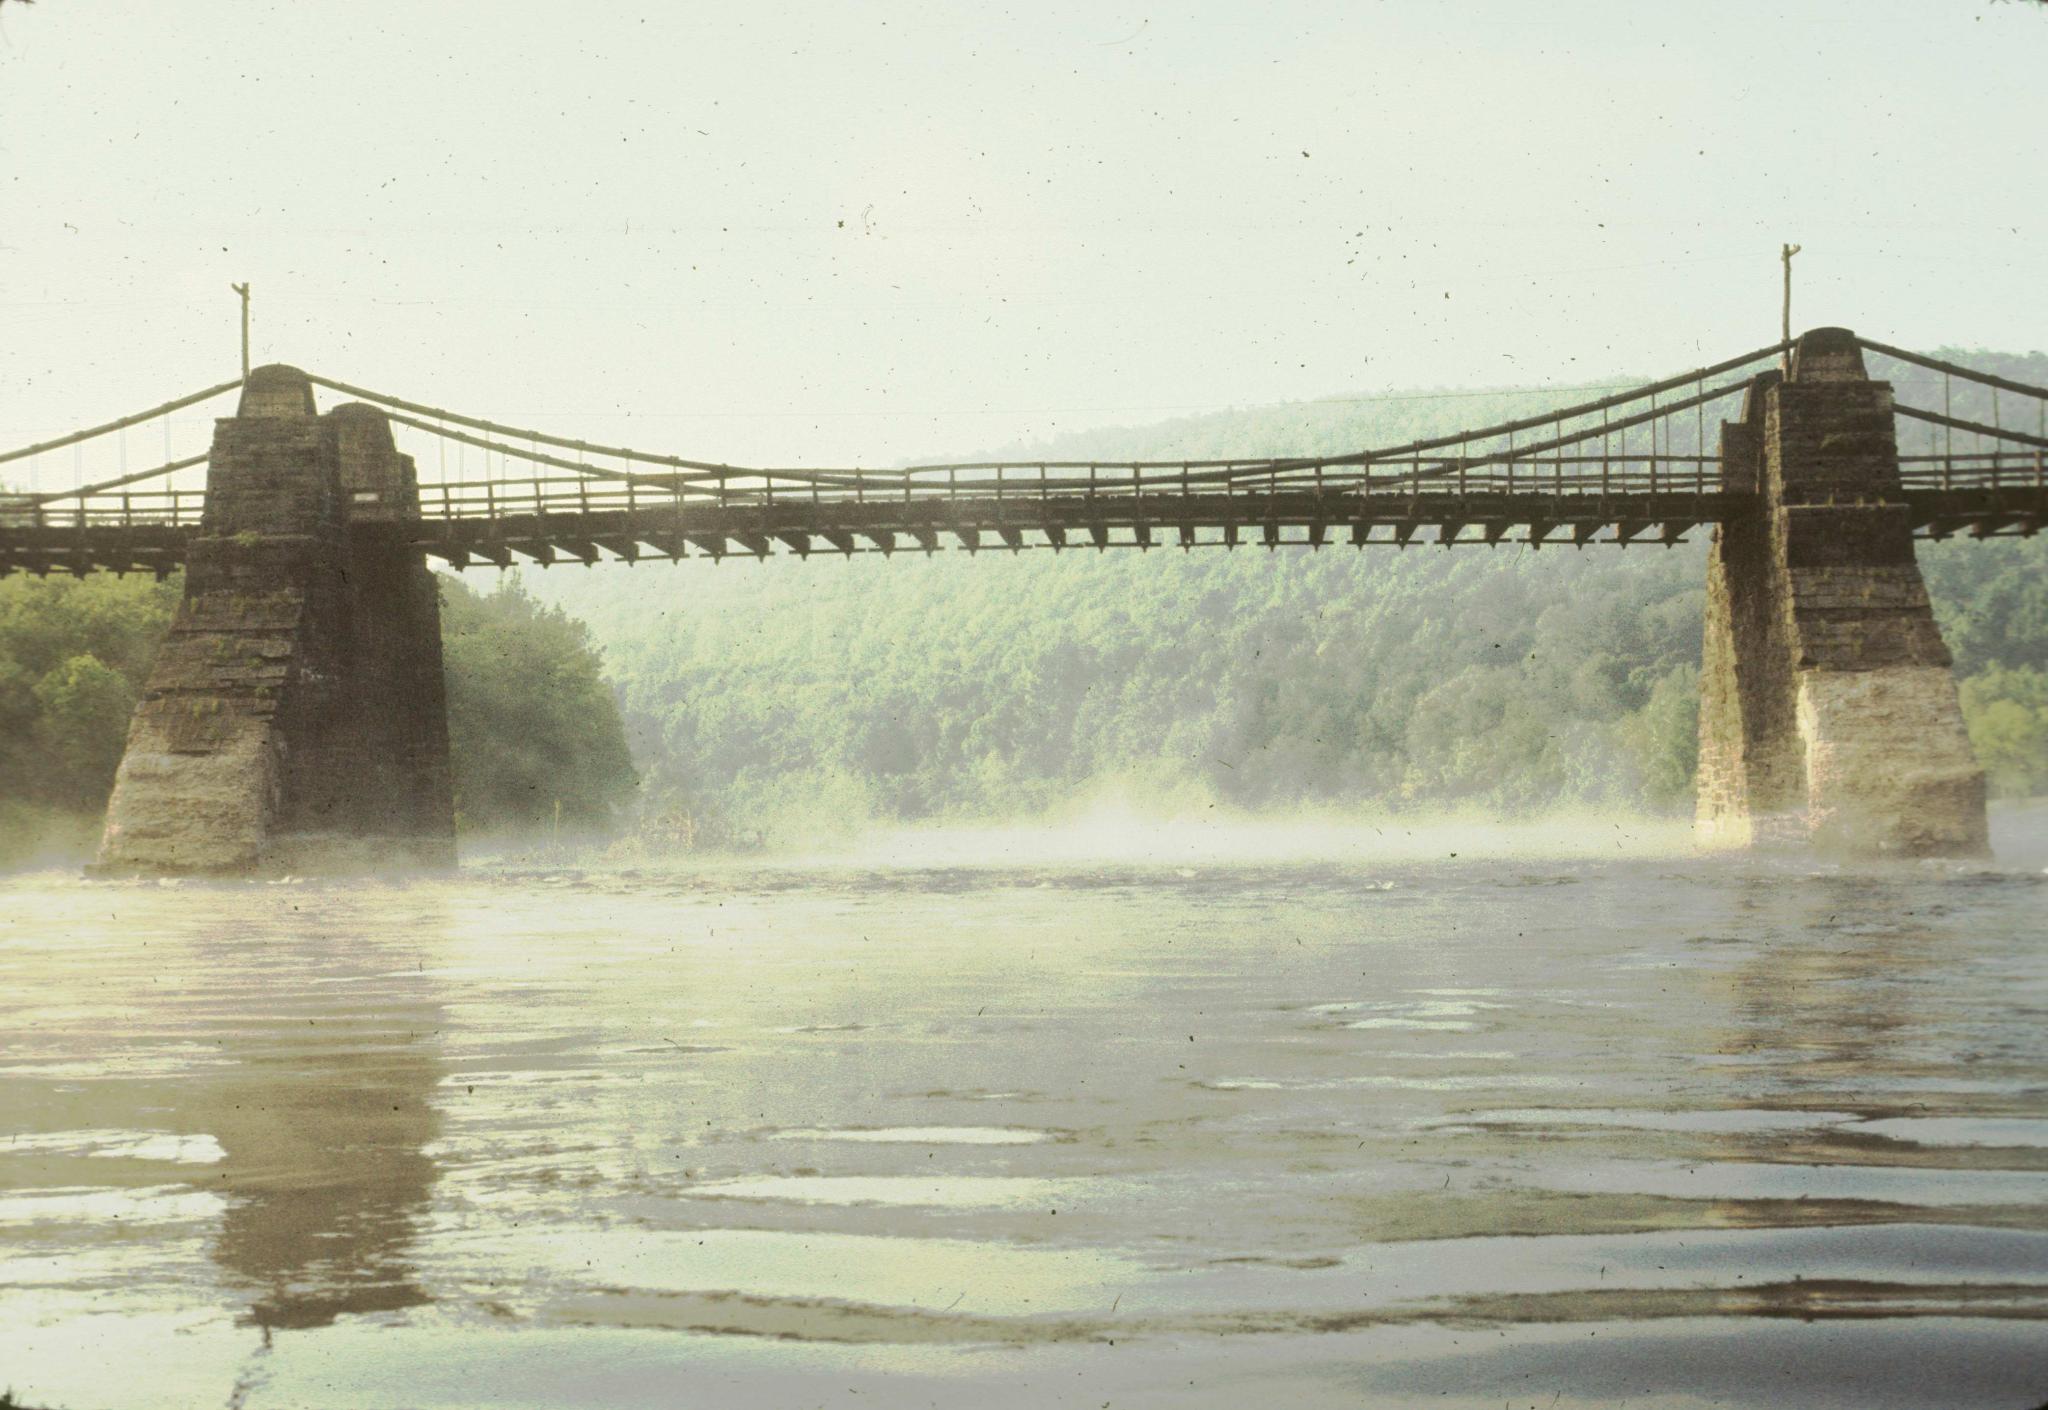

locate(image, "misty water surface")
(3, 814), (2045, 1409)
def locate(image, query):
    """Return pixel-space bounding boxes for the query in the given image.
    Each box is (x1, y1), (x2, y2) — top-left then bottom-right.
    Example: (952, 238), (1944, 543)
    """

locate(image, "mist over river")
(4, 814), (2046, 1409)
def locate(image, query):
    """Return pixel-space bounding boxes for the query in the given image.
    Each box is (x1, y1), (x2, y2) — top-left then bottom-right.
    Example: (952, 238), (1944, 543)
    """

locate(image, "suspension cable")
(377, 410), (868, 494)
(1893, 403), (2048, 451)
(3, 341), (1791, 513)
(313, 340), (1789, 484)
(307, 374), (751, 476)
(1857, 339), (2048, 401)
(946, 340), (1791, 480)
(5, 453), (210, 505)
(0, 381), (241, 468)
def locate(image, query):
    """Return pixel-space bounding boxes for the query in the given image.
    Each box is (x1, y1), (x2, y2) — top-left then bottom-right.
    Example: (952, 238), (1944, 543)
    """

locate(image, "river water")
(4, 815), (2046, 1409)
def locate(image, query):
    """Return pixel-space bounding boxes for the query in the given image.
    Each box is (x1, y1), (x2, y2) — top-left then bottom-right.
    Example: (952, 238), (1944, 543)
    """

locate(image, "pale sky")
(2, 0), (2043, 487)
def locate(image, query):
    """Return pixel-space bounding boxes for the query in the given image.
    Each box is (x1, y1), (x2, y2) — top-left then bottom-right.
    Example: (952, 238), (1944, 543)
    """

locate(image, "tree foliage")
(1960, 665), (2048, 799)
(438, 574), (638, 834)
(0, 575), (178, 856)
(0, 570), (638, 862)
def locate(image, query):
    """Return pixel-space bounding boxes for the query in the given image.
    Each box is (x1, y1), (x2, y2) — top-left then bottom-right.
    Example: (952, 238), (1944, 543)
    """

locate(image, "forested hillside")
(537, 348), (2048, 845)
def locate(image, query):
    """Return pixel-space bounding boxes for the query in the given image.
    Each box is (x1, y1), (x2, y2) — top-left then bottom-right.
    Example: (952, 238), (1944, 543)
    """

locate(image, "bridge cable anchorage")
(0, 380), (241, 468)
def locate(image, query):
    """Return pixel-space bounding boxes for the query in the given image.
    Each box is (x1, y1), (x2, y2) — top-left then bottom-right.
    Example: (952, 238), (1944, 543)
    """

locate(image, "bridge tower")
(1696, 328), (1987, 856)
(96, 366), (455, 873)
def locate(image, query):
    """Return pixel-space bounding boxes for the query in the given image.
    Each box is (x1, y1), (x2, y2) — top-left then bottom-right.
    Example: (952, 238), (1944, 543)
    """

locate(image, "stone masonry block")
(1696, 328), (1985, 857)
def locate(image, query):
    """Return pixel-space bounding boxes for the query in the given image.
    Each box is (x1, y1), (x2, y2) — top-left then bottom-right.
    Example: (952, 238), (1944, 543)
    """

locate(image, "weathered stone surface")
(1696, 329), (1988, 857)
(96, 366), (455, 875)
(174, 589), (306, 634)
(96, 727), (277, 873)
(1797, 665), (1986, 855)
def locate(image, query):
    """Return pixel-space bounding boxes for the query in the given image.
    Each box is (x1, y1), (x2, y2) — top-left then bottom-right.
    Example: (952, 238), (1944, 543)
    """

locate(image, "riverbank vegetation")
(0, 574), (633, 865)
(439, 575), (638, 837)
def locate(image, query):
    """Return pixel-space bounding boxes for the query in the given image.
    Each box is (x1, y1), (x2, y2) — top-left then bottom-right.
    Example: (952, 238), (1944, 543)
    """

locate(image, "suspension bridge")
(1, 334), (2041, 574)
(0, 327), (2038, 873)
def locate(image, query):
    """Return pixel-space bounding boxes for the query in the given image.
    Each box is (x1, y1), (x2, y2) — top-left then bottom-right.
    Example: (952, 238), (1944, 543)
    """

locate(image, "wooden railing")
(5, 447), (2043, 534)
(0, 486), (207, 530)
(1897, 450), (2048, 493)
(406, 453), (1730, 523)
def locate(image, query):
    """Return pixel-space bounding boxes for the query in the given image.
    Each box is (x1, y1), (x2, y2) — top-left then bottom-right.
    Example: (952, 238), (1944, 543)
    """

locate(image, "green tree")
(1960, 665), (2048, 799)
(0, 575), (179, 860)
(1618, 666), (1701, 811)
(438, 574), (639, 833)
(0, 568), (642, 863)
(30, 654), (138, 811)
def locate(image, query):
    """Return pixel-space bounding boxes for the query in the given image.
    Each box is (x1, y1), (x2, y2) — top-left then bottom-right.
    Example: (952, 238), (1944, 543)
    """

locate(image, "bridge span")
(2, 327), (2038, 872)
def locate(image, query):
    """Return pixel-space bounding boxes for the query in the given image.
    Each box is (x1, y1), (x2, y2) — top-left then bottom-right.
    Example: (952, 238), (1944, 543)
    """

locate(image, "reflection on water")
(205, 961), (442, 1330)
(1721, 875), (1930, 1077)
(2, 815), (2045, 1409)
(0, 892), (448, 1355)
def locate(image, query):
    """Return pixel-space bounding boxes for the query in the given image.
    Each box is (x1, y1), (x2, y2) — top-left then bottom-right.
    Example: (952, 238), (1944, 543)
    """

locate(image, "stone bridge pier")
(97, 365), (455, 874)
(1696, 328), (1988, 857)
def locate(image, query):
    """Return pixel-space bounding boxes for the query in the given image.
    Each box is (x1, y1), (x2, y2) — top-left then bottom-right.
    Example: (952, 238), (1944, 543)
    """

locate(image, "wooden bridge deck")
(3, 483), (2040, 576)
